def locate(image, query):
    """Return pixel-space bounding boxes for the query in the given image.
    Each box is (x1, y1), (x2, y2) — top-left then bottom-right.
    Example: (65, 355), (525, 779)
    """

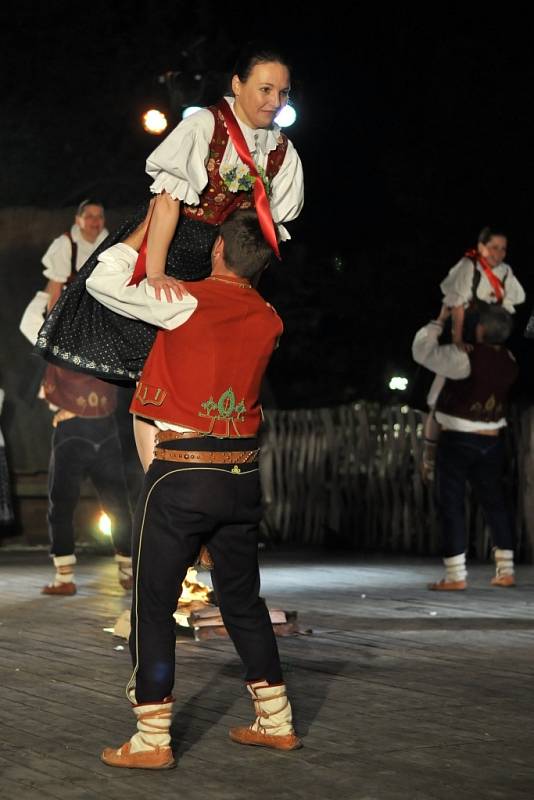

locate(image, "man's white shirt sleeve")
(412, 322), (471, 380)
(86, 243), (198, 330)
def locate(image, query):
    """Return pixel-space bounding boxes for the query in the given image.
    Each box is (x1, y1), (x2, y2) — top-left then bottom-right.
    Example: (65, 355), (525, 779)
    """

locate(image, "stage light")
(98, 512), (112, 537)
(182, 106), (203, 119)
(275, 104), (297, 128)
(389, 376), (409, 391)
(142, 109), (168, 135)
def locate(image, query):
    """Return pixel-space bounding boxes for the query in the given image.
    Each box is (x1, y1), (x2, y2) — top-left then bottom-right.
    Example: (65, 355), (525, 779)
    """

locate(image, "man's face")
(478, 235), (507, 268)
(76, 204), (105, 243)
(232, 62), (290, 129)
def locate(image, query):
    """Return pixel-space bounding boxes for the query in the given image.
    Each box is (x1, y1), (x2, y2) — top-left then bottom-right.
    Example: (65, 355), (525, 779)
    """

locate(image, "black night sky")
(2, 3), (534, 407)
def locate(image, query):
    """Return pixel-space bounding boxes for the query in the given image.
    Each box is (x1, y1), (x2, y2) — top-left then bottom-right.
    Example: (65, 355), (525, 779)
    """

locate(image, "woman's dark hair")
(478, 226), (507, 245)
(76, 199), (104, 216)
(220, 209), (272, 277)
(232, 41), (291, 82)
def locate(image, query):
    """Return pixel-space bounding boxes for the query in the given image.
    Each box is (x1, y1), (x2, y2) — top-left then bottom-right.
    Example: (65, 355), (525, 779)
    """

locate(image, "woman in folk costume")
(36, 41), (304, 469)
(421, 227), (525, 481)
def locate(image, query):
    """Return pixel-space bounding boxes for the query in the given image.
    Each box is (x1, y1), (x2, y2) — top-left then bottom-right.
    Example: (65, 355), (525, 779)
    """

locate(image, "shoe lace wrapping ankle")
(135, 705), (172, 749)
(250, 690), (289, 735)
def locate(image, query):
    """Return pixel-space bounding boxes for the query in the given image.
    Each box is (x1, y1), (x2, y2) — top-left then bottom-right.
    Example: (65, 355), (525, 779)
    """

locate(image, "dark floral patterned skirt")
(35, 201), (219, 382)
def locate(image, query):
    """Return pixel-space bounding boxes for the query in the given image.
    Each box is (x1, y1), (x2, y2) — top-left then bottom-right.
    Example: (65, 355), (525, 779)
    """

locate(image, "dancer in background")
(421, 227), (524, 481)
(19, 203), (132, 594)
(413, 304), (518, 590)
(0, 385), (15, 532)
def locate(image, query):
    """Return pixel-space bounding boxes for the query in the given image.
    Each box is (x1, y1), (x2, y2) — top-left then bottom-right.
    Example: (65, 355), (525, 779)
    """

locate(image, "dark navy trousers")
(128, 441), (282, 703)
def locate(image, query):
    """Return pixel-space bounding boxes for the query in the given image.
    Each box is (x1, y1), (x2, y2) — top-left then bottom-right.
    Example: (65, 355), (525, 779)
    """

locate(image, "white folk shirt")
(146, 96), (304, 242)
(41, 224), (109, 283)
(440, 257), (525, 314)
(411, 321), (508, 432)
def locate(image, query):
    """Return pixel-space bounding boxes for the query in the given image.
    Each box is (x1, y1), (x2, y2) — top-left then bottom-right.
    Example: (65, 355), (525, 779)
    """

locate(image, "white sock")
(52, 554), (76, 586)
(494, 548), (514, 577)
(443, 553), (467, 583)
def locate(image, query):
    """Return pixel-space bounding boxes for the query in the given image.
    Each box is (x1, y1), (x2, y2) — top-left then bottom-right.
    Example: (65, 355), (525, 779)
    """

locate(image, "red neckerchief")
(464, 248), (504, 302)
(218, 99), (281, 260)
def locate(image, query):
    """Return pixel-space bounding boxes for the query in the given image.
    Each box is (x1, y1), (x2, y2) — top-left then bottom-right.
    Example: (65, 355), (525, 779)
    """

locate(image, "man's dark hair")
(76, 198), (104, 216)
(478, 226), (507, 245)
(479, 305), (513, 344)
(220, 210), (272, 278)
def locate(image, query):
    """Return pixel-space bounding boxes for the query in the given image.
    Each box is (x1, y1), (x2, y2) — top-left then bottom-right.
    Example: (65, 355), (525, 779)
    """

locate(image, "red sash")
(465, 249), (504, 302)
(218, 99), (280, 259)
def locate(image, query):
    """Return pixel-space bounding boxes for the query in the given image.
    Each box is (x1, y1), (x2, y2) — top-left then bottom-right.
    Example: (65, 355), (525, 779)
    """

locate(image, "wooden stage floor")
(1, 549), (533, 800)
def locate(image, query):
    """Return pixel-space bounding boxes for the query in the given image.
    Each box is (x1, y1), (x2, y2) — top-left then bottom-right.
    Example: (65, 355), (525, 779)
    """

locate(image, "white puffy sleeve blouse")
(145, 97), (304, 242)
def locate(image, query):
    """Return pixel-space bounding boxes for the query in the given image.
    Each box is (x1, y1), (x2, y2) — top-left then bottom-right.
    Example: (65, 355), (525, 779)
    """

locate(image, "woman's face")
(478, 235), (507, 268)
(76, 204), (105, 243)
(232, 61), (290, 129)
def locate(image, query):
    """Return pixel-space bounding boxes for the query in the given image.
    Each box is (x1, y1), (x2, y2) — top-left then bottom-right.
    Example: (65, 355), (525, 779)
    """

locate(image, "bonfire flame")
(178, 567), (212, 607)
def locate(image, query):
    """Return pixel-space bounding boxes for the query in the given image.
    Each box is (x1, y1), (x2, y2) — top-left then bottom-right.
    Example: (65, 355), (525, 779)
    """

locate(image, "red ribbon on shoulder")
(218, 99), (281, 260)
(464, 248), (504, 302)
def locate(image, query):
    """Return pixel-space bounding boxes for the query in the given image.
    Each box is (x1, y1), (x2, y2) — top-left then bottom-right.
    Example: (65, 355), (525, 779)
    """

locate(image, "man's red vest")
(129, 276), (283, 437)
(436, 343), (518, 423)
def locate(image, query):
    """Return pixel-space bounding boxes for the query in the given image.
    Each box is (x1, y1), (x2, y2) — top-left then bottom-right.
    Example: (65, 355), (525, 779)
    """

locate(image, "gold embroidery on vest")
(470, 394), (498, 421)
(199, 387), (247, 423)
(135, 382), (167, 406)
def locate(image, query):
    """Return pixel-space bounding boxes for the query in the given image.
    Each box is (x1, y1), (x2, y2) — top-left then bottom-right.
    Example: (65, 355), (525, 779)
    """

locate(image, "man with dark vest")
(85, 208), (301, 770)
(19, 202), (133, 594)
(413, 304), (518, 591)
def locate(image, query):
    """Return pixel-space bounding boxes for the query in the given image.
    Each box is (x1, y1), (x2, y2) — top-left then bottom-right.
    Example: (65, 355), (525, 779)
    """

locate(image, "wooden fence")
(260, 404), (534, 561)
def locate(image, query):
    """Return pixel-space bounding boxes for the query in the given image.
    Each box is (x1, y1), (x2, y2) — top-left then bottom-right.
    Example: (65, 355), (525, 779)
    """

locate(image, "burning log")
(178, 607), (303, 641)
(109, 567), (311, 641)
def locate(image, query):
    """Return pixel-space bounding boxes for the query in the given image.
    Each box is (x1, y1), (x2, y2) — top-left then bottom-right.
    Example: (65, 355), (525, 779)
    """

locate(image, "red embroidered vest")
(130, 277), (283, 437)
(436, 344), (518, 423)
(43, 366), (117, 417)
(182, 101), (288, 226)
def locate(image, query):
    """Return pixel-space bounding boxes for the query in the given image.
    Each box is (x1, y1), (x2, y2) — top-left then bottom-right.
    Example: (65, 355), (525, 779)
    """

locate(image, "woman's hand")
(454, 340), (473, 353)
(147, 274), (187, 303)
